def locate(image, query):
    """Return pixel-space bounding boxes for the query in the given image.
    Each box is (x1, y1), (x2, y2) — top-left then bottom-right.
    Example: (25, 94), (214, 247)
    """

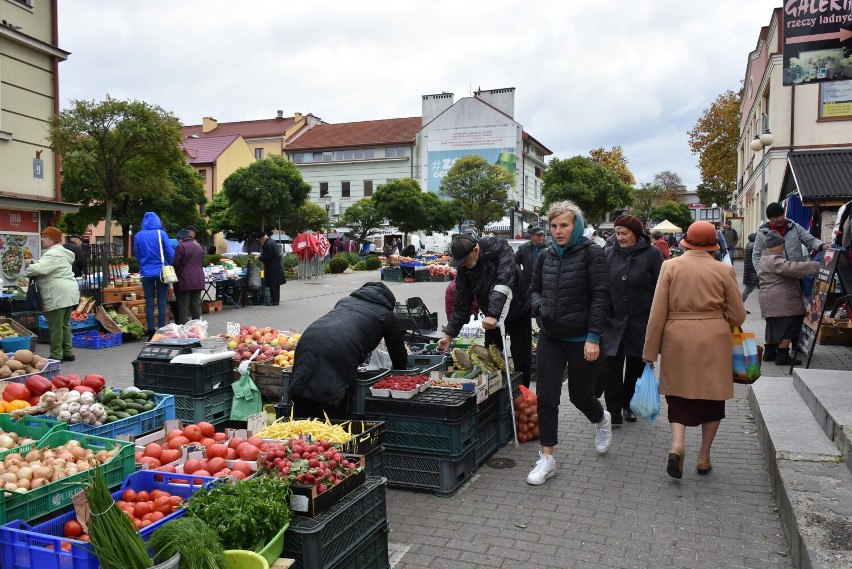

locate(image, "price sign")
(72, 490), (91, 532)
(246, 412), (266, 435)
(227, 322), (241, 336)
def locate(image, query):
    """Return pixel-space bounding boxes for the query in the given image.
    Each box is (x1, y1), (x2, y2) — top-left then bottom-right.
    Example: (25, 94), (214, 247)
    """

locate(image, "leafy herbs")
(185, 477), (292, 552)
(106, 309), (145, 338)
(148, 517), (226, 569)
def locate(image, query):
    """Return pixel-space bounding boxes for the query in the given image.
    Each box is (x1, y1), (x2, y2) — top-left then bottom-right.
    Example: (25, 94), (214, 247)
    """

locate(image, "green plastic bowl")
(257, 522), (288, 565)
(225, 550), (269, 569)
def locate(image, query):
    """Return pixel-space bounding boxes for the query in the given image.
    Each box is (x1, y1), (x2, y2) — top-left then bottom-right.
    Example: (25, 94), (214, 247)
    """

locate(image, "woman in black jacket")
(257, 232), (286, 305)
(742, 233), (758, 302)
(526, 201), (612, 485)
(603, 215), (663, 425)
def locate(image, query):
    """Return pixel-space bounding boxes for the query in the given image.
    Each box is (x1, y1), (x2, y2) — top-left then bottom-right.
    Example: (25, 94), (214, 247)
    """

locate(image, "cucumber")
(105, 415), (118, 423)
(463, 365), (481, 379)
(125, 408), (139, 416)
(101, 390), (118, 405)
(142, 402), (156, 412)
(113, 411), (130, 420)
(124, 402), (145, 412)
(140, 390), (156, 400)
(110, 399), (127, 411)
(120, 391), (139, 400)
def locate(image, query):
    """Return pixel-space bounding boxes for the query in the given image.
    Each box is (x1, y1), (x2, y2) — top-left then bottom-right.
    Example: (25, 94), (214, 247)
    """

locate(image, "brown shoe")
(697, 457), (712, 475)
(667, 447), (684, 479)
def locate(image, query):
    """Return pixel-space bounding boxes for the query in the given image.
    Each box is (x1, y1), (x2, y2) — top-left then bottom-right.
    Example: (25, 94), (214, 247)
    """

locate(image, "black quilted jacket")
(529, 239), (611, 339)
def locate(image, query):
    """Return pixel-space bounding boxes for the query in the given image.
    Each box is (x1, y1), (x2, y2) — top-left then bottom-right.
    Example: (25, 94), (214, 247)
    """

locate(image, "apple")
(247, 326), (257, 334)
(228, 340), (238, 350)
(270, 338), (279, 347)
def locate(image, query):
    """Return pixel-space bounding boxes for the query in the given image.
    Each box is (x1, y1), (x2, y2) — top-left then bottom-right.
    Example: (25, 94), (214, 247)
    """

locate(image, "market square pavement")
(54, 262), (851, 569)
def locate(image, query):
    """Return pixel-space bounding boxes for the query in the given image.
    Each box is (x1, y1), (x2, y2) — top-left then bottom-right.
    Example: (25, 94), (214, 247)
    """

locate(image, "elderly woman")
(526, 200), (611, 485)
(23, 227), (80, 361)
(643, 221), (746, 479)
(604, 215), (663, 425)
(172, 229), (206, 324)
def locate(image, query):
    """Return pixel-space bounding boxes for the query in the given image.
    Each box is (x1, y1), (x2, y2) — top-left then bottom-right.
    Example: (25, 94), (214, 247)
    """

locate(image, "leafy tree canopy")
(696, 176), (735, 211)
(341, 198), (385, 243)
(541, 156), (634, 225)
(589, 146), (636, 186)
(688, 88), (742, 198)
(630, 183), (666, 226)
(650, 201), (693, 233)
(439, 154), (514, 235)
(420, 192), (457, 235)
(372, 178), (430, 238)
(282, 201), (327, 237)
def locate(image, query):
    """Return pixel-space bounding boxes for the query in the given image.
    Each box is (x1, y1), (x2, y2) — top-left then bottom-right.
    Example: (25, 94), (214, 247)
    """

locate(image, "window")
(385, 146), (409, 159)
(341, 181), (350, 198)
(334, 151), (344, 161)
(364, 180), (373, 197)
(364, 148), (374, 159)
(322, 152), (333, 162)
(535, 167), (543, 178)
(319, 182), (329, 198)
(353, 149), (364, 160)
(313, 152), (324, 162)
(198, 169), (207, 180)
(254, 148), (264, 160)
(293, 153), (303, 164)
(344, 150), (354, 161)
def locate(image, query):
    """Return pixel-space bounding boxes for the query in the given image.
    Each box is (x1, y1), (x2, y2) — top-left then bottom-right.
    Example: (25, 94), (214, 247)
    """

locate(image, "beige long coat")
(642, 249), (747, 401)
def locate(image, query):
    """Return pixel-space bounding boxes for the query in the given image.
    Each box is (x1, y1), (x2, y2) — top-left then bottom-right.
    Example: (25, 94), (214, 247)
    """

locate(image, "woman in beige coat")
(643, 221), (746, 479)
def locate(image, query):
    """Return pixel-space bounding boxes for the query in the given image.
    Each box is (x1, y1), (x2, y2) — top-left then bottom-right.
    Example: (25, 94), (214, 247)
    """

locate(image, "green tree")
(282, 201), (329, 237)
(372, 178), (430, 242)
(650, 201), (693, 233)
(341, 198), (385, 244)
(439, 154), (513, 235)
(589, 146), (636, 186)
(688, 88), (741, 198)
(49, 95), (186, 271)
(541, 156), (634, 225)
(630, 183), (666, 226)
(696, 176), (734, 211)
(420, 192), (457, 235)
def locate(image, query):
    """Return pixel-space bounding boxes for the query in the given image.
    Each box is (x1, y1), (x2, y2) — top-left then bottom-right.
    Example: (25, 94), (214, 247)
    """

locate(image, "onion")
(63, 466), (78, 476)
(5, 453), (23, 463)
(95, 450), (109, 462)
(3, 482), (16, 491)
(64, 440), (82, 449)
(51, 458), (66, 468)
(31, 478), (46, 489)
(70, 447), (86, 461)
(0, 435), (14, 449)
(16, 479), (30, 490)
(33, 466), (51, 480)
(16, 467), (32, 481)
(58, 452), (74, 463)
(24, 450), (40, 462)
(75, 459), (89, 471)
(1, 473), (17, 484)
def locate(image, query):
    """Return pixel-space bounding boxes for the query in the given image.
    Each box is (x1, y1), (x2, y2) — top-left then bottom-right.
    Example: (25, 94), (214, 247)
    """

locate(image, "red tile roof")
(182, 117), (297, 140)
(285, 117), (421, 151)
(181, 134), (241, 164)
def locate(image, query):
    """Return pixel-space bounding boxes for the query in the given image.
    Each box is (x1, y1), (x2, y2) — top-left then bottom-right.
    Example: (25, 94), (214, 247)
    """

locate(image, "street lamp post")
(750, 113), (774, 223)
(324, 194), (331, 232)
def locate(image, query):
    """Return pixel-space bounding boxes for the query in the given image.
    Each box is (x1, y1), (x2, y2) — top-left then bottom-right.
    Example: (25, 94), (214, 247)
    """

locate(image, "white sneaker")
(526, 451), (556, 485)
(595, 410), (612, 454)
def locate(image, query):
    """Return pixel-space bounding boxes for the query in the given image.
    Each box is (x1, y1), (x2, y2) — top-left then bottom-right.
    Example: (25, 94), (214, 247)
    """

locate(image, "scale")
(137, 338), (202, 361)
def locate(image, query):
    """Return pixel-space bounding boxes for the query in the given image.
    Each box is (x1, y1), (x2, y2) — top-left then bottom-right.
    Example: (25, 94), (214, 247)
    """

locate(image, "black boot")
(147, 329), (156, 341)
(763, 344), (777, 362)
(775, 349), (802, 366)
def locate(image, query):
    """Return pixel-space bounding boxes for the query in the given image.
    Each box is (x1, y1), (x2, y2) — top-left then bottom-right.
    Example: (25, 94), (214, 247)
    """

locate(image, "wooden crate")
(102, 286), (144, 304)
(96, 302), (144, 334)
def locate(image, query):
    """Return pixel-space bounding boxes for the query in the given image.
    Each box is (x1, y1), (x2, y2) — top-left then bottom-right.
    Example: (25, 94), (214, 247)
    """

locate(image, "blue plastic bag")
(630, 363), (660, 425)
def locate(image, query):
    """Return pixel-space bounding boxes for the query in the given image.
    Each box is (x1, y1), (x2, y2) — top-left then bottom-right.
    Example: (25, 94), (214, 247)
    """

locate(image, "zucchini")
(142, 402), (156, 412)
(113, 411), (130, 420)
(125, 408), (139, 416)
(110, 399), (127, 411)
(120, 391), (139, 400)
(124, 402), (145, 412)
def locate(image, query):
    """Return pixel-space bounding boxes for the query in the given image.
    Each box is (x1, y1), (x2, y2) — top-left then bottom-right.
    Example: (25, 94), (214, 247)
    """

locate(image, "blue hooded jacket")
(133, 212), (174, 277)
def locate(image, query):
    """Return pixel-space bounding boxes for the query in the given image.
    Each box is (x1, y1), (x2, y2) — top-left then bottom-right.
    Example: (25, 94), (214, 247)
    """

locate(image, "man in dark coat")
(514, 226), (548, 293)
(257, 231), (286, 306)
(289, 282), (408, 418)
(438, 235), (532, 387)
(63, 234), (86, 278)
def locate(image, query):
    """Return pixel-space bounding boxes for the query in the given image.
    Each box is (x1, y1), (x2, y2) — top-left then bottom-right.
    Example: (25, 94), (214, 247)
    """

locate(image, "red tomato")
(246, 436), (264, 447)
(143, 443), (162, 460)
(207, 444), (228, 459)
(63, 520), (83, 538)
(230, 470), (247, 480)
(213, 432), (228, 442)
(169, 495), (182, 506)
(168, 436), (189, 450)
(206, 457), (227, 474)
(166, 429), (184, 441)
(160, 449), (181, 464)
(134, 502), (152, 518)
(197, 421), (215, 438)
(183, 425), (203, 442)
(228, 437), (245, 450)
(232, 461), (252, 477)
(200, 437), (216, 449)
(154, 496), (173, 514)
(122, 489), (137, 502)
(136, 491), (149, 503)
(183, 459), (201, 474)
(149, 511), (165, 522)
(239, 444), (260, 461)
(226, 448), (237, 460)
(157, 464), (177, 473)
(138, 457), (160, 470)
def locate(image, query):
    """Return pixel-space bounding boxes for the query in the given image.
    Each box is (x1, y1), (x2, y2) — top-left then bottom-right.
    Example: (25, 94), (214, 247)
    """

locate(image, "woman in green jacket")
(23, 227), (80, 361)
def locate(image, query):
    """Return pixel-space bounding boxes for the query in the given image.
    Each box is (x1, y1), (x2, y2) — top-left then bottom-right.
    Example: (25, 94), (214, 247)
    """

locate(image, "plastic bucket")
(257, 522), (288, 565)
(225, 550), (269, 569)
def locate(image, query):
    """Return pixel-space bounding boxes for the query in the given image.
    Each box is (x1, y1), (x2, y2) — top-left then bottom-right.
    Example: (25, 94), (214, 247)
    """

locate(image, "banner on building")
(782, 2), (852, 86)
(0, 234), (40, 286)
(425, 125), (518, 193)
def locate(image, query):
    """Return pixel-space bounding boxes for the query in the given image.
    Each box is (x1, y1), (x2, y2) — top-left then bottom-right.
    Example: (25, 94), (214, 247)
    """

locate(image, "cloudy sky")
(57, 1), (780, 190)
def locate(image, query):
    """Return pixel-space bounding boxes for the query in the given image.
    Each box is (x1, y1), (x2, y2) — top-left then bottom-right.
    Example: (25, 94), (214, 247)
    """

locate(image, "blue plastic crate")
(0, 471), (216, 569)
(38, 313), (96, 330)
(71, 331), (122, 349)
(0, 335), (31, 352)
(51, 391), (175, 439)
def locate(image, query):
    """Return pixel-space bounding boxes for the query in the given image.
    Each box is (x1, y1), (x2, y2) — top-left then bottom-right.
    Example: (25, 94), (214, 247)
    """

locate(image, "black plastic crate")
(10, 311), (41, 332)
(384, 450), (474, 497)
(365, 387), (476, 421)
(365, 446), (385, 479)
(477, 391), (499, 427)
(329, 524), (390, 569)
(498, 409), (514, 446)
(498, 372), (523, 416)
(284, 476), (388, 569)
(378, 411), (477, 459)
(473, 418), (501, 470)
(133, 357), (235, 396)
(173, 387), (233, 425)
(406, 352), (450, 371)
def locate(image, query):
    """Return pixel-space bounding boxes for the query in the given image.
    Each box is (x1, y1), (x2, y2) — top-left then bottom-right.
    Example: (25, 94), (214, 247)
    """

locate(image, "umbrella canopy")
(651, 219), (682, 233)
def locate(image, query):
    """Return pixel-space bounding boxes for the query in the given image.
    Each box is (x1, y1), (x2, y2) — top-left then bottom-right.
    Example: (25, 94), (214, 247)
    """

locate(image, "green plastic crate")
(173, 387), (233, 425)
(0, 430), (136, 525)
(0, 414), (67, 448)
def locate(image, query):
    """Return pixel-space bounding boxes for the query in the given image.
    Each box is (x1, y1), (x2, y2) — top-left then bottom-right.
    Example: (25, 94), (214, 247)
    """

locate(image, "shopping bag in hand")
(629, 363), (660, 425)
(732, 326), (761, 384)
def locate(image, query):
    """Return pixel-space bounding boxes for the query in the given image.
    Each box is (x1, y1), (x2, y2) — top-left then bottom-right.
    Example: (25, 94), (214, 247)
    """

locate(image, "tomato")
(207, 444), (228, 459)
(122, 489), (137, 502)
(206, 457), (227, 475)
(200, 437), (216, 449)
(183, 425), (203, 442)
(60, 541), (72, 552)
(213, 432), (228, 442)
(230, 470), (247, 480)
(77, 534), (90, 542)
(168, 436), (189, 450)
(226, 448), (237, 460)
(160, 449), (181, 464)
(134, 502), (152, 518)
(232, 461), (252, 477)
(138, 456), (160, 470)
(169, 495), (183, 506)
(228, 437), (245, 450)
(136, 491), (149, 502)
(143, 443), (163, 460)
(154, 496), (173, 514)
(157, 464), (177, 473)
(149, 511), (165, 522)
(183, 459), (201, 474)
(63, 520), (83, 538)
(197, 421), (215, 438)
(166, 429), (184, 441)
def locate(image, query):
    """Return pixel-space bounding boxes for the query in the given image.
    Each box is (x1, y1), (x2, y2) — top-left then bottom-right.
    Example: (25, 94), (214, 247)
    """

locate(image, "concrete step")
(750, 378), (851, 569)
(793, 369), (852, 477)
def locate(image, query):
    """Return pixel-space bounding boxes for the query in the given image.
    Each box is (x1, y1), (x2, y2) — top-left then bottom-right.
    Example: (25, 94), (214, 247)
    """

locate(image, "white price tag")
(227, 322), (241, 336)
(246, 412), (266, 435)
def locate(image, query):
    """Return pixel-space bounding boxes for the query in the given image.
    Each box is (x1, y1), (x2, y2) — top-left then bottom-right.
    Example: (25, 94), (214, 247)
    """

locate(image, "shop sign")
(782, 2), (852, 86)
(0, 210), (39, 233)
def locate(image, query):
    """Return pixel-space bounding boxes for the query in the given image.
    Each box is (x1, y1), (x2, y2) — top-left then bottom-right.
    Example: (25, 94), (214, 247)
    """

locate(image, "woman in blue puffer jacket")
(133, 212), (174, 336)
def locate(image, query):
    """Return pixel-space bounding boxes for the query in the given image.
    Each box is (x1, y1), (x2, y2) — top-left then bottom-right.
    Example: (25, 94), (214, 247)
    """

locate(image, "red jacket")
(445, 278), (479, 322)
(653, 238), (671, 260)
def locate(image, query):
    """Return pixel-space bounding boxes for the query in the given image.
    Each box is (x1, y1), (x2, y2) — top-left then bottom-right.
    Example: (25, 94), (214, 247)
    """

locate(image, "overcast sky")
(57, 1), (780, 190)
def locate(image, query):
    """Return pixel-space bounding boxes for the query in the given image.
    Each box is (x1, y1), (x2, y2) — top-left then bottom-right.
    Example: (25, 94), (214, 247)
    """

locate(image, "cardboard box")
(487, 373), (502, 397)
(817, 325), (852, 346)
(430, 371), (488, 403)
(288, 454), (366, 517)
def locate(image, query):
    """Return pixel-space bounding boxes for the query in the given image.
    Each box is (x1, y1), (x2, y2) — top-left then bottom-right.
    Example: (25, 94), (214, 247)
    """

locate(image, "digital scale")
(137, 338), (201, 361)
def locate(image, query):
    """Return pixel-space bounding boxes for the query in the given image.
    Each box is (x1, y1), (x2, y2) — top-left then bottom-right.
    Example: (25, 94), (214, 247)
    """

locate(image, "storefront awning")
(781, 149), (852, 204)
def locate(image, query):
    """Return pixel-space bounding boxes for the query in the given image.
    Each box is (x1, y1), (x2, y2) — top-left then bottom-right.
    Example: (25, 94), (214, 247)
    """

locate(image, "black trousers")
(291, 394), (347, 420)
(484, 315), (532, 388)
(536, 334), (604, 447)
(604, 343), (645, 417)
(269, 285), (281, 305)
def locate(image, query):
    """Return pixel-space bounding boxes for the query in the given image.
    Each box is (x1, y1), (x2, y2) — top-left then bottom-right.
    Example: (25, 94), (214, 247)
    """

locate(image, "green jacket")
(23, 245), (80, 311)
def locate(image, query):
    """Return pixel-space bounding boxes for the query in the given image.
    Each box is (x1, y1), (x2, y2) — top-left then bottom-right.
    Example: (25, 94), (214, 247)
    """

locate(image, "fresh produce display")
(227, 325), (300, 365)
(372, 374), (429, 392)
(0, 437), (120, 493)
(98, 386), (158, 424)
(0, 322), (21, 338)
(49, 373), (106, 394)
(260, 439), (363, 494)
(148, 516), (226, 569)
(0, 429), (36, 449)
(10, 388), (108, 425)
(70, 311), (91, 322)
(0, 350), (50, 379)
(255, 416), (353, 443)
(427, 264), (453, 276)
(184, 474), (292, 552)
(431, 379), (464, 388)
(0, 399), (32, 412)
(62, 487), (185, 539)
(106, 308), (145, 339)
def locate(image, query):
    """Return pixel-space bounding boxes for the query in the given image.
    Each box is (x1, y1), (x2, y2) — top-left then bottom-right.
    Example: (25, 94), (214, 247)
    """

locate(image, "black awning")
(781, 149), (852, 203)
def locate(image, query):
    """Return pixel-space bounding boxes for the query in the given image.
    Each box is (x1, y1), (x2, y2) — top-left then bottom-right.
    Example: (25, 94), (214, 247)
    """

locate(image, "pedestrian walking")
(257, 231), (286, 306)
(651, 231), (671, 260)
(604, 215), (663, 426)
(742, 232), (758, 303)
(172, 229), (205, 323)
(722, 220), (739, 264)
(526, 200), (611, 485)
(133, 212), (174, 337)
(643, 221), (746, 479)
(24, 227), (80, 361)
(514, 226), (547, 293)
(757, 230), (819, 366)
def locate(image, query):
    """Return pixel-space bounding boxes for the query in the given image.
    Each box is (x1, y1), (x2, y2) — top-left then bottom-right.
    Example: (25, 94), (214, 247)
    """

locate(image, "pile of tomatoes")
(61, 488), (183, 541)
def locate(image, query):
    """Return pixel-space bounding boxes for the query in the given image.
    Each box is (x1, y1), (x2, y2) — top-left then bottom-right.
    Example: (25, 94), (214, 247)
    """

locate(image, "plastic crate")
(377, 411), (477, 459)
(381, 268), (402, 282)
(498, 408), (514, 445)
(0, 430), (136, 525)
(72, 331), (122, 349)
(473, 417), (500, 470)
(365, 446), (385, 479)
(10, 311), (41, 331)
(1, 335), (32, 352)
(37, 328), (51, 344)
(406, 352), (450, 371)
(364, 387), (476, 421)
(283, 476), (388, 569)
(173, 387), (233, 425)
(329, 524), (390, 569)
(497, 371), (522, 416)
(477, 390), (500, 427)
(5, 359), (61, 385)
(383, 450), (474, 497)
(38, 314), (97, 330)
(350, 369), (391, 416)
(63, 391), (175, 439)
(0, 471), (216, 569)
(133, 357), (235, 397)
(0, 413), (67, 448)
(0, 317), (37, 351)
